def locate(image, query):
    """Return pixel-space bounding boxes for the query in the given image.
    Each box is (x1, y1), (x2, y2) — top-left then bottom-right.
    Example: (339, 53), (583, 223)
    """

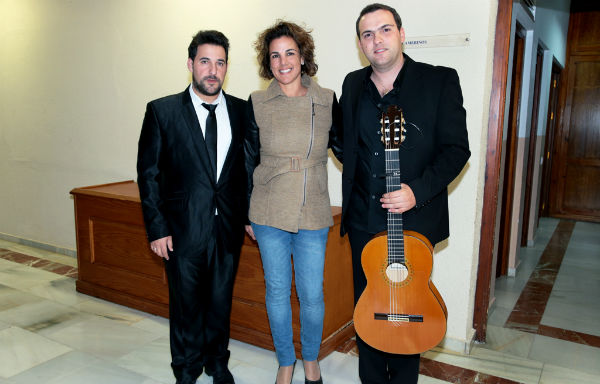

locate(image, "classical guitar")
(353, 105), (447, 355)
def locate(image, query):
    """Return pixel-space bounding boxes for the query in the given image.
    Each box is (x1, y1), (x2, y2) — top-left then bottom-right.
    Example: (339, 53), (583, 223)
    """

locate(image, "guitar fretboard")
(385, 148), (405, 265)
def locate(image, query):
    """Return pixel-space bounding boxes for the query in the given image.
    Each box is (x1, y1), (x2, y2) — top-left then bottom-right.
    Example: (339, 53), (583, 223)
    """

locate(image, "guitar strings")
(385, 137), (403, 323)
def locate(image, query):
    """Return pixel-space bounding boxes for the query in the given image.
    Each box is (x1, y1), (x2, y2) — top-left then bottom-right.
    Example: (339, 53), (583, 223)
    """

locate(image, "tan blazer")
(248, 75), (334, 232)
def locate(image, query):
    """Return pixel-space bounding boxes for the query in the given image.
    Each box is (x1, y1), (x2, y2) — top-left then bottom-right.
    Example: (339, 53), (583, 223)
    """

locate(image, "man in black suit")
(331, 4), (470, 383)
(137, 30), (247, 384)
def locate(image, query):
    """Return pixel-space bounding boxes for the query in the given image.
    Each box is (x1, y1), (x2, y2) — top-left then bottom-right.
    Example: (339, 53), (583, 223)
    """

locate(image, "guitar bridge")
(374, 313), (423, 322)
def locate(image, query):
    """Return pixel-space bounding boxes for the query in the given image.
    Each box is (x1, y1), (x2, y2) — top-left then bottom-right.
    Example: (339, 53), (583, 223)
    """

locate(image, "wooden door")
(550, 55), (600, 221)
(550, 8), (600, 222)
(539, 62), (562, 219)
(497, 28), (525, 277)
(521, 47), (544, 246)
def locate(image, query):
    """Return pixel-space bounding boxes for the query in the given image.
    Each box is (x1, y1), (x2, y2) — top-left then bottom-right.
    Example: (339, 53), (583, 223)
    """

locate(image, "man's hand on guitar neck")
(380, 183), (416, 213)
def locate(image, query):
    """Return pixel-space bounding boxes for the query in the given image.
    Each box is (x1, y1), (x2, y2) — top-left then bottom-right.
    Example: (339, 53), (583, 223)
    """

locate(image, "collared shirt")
(346, 64), (407, 234)
(188, 84), (232, 182)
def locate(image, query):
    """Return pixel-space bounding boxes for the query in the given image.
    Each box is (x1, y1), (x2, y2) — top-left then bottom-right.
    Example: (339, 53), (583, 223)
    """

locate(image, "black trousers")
(164, 220), (238, 384)
(347, 227), (420, 384)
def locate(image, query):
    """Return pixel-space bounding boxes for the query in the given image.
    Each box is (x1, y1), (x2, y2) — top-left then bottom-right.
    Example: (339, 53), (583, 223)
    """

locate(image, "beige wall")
(0, 0), (497, 352)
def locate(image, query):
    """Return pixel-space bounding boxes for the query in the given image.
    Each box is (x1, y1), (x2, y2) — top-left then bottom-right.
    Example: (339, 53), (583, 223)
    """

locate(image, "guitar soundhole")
(386, 263), (408, 283)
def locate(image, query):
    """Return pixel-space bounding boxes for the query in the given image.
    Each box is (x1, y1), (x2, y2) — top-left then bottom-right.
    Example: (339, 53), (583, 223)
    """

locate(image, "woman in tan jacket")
(244, 21), (341, 384)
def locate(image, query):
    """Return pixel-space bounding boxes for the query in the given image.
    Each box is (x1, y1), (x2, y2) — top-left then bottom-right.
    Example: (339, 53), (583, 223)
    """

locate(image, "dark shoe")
(205, 366), (234, 384)
(305, 377), (322, 384)
(276, 360), (296, 384)
(304, 361), (322, 384)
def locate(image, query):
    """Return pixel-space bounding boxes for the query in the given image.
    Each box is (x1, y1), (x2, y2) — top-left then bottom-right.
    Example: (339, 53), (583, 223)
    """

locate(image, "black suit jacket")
(333, 55), (470, 245)
(137, 87), (247, 255)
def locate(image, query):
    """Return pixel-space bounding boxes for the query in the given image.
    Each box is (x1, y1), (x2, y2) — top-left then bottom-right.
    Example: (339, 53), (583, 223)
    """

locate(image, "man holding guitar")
(330, 3), (470, 383)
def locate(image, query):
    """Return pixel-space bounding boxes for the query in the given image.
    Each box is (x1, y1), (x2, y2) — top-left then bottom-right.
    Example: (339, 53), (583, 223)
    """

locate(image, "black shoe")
(305, 377), (322, 384)
(276, 360), (296, 384)
(205, 366), (234, 384)
(304, 361), (322, 384)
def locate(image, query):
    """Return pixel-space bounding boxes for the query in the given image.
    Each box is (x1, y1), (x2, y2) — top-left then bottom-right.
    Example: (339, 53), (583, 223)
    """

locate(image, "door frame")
(473, 0), (513, 342)
(497, 26), (526, 277)
(520, 46), (544, 247)
(539, 60), (562, 219)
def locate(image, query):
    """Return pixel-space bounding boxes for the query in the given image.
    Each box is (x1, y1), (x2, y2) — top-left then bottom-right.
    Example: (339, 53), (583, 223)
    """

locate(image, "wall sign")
(404, 33), (471, 49)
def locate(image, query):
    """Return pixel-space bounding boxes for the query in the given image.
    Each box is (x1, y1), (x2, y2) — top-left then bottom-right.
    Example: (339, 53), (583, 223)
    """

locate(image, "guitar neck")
(385, 148), (404, 264)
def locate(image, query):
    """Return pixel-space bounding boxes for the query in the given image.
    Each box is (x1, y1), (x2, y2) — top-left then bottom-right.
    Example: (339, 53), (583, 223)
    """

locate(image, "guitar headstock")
(380, 105), (406, 150)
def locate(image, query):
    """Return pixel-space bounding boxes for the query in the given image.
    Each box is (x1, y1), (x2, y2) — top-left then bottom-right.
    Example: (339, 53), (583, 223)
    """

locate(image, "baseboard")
(0, 233), (76, 258)
(436, 328), (476, 355)
(527, 239), (535, 247)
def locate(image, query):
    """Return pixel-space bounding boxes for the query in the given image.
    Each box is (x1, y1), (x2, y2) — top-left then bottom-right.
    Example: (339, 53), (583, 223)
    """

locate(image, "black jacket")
(332, 55), (470, 245)
(137, 88), (248, 255)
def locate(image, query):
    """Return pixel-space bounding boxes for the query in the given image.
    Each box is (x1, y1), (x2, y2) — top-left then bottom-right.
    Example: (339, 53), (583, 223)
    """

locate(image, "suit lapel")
(219, 93), (238, 184)
(395, 55), (420, 109)
(181, 88), (216, 183)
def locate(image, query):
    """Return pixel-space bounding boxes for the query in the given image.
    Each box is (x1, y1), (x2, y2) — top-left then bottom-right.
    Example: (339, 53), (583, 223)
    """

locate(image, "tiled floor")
(0, 217), (598, 383)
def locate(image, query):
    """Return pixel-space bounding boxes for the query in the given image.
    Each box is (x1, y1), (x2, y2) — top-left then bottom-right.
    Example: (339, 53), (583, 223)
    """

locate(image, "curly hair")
(254, 20), (318, 80)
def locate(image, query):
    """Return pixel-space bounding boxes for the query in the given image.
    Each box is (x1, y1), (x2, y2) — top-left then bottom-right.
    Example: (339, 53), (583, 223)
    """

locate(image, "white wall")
(536, 0), (571, 67)
(0, 0), (497, 352)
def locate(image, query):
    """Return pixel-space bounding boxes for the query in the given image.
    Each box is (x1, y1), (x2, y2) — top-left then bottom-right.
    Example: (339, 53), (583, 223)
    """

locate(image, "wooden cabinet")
(71, 181), (355, 359)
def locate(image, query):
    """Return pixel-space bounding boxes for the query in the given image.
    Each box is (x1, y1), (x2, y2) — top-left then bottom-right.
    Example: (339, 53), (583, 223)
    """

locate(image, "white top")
(188, 84), (232, 182)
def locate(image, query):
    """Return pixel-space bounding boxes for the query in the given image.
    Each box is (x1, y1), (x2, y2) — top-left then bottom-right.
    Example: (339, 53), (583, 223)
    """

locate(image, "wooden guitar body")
(353, 105), (448, 354)
(353, 230), (447, 355)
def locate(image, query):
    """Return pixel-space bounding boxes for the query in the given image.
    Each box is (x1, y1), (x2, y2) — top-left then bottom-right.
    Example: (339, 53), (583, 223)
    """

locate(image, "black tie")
(202, 103), (218, 178)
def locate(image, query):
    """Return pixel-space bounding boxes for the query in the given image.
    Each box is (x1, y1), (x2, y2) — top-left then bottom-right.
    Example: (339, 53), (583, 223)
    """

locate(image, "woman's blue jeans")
(251, 223), (329, 366)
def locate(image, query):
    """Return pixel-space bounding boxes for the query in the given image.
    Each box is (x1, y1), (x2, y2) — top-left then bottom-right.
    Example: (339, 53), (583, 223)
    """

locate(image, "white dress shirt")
(188, 84), (232, 182)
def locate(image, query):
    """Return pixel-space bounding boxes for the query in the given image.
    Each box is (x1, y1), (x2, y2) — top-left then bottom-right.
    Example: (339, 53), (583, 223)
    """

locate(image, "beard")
(192, 75), (222, 97)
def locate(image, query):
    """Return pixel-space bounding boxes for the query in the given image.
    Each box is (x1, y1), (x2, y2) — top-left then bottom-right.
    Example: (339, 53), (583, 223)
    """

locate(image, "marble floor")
(0, 217), (598, 383)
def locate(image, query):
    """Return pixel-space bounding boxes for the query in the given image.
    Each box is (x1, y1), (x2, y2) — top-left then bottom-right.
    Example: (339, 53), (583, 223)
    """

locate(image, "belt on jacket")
(256, 155), (327, 184)
(260, 155), (327, 172)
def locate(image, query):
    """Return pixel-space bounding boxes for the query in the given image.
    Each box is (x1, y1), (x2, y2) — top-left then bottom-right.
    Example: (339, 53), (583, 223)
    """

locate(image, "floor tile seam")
(0, 249), (52, 262)
(504, 220), (574, 332)
(0, 326), (74, 379)
(110, 355), (164, 382)
(537, 324), (600, 348)
(429, 353), (535, 370)
(420, 356), (527, 384)
(505, 325), (540, 335)
(47, 341), (135, 364)
(506, 300), (548, 325)
(42, 362), (104, 384)
(505, 313), (577, 336)
(341, 340), (525, 383)
(0, 248), (77, 278)
(10, 347), (75, 381)
(505, 310), (600, 347)
(0, 255), (39, 266)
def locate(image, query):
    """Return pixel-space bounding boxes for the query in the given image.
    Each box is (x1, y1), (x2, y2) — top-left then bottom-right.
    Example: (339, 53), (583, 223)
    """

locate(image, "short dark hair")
(356, 3), (403, 37)
(188, 30), (230, 62)
(254, 20), (318, 80)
